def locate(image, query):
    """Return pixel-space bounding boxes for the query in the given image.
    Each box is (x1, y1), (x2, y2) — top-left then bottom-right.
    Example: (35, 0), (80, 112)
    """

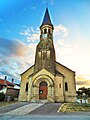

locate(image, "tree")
(76, 90), (83, 96)
(78, 87), (90, 97)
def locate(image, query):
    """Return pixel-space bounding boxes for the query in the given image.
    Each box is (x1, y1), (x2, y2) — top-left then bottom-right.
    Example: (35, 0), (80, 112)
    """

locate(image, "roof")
(55, 61), (75, 73)
(14, 83), (20, 87)
(55, 70), (64, 77)
(0, 79), (14, 86)
(40, 8), (53, 28)
(21, 65), (34, 75)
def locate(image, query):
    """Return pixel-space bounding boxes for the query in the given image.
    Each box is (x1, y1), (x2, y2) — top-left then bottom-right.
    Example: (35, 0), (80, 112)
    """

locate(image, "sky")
(0, 0), (90, 89)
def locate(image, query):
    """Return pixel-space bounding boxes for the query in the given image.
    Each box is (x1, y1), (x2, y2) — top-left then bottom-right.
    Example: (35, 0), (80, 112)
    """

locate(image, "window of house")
(65, 82), (68, 91)
(25, 83), (28, 92)
(44, 28), (47, 34)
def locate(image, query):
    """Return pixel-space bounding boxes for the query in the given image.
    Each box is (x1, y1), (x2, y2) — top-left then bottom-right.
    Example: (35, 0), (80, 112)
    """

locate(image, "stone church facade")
(19, 8), (76, 102)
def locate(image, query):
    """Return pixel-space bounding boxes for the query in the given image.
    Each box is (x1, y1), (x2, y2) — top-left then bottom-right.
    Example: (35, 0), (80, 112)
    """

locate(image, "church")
(19, 8), (76, 102)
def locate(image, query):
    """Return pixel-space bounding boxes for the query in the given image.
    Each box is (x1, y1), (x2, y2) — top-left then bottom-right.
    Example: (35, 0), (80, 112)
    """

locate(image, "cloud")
(54, 24), (69, 37)
(42, 0), (54, 5)
(31, 6), (36, 10)
(0, 38), (30, 79)
(20, 27), (31, 36)
(20, 27), (40, 42)
(54, 24), (71, 58)
(50, 0), (54, 5)
(0, 25), (39, 79)
(0, 38), (29, 57)
(27, 34), (39, 42)
(0, 37), (37, 81)
(76, 75), (90, 89)
(0, 36), (36, 82)
(16, 43), (37, 73)
(53, 24), (74, 58)
(0, 70), (18, 80)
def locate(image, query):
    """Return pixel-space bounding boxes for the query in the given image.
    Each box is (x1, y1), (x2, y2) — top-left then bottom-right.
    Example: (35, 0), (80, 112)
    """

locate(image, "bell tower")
(34, 8), (56, 74)
(40, 8), (54, 41)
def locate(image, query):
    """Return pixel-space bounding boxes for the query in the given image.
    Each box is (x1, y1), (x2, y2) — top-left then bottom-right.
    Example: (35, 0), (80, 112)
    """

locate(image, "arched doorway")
(39, 81), (48, 99)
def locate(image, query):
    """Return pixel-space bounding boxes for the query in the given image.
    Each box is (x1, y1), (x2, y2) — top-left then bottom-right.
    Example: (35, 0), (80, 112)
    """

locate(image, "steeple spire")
(40, 8), (53, 28)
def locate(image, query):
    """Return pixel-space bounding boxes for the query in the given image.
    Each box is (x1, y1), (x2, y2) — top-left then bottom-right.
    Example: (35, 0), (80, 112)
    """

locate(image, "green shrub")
(0, 92), (5, 101)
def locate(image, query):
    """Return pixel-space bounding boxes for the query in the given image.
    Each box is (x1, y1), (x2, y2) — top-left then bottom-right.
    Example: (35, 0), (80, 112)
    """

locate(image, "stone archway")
(31, 74), (55, 102)
(39, 81), (48, 100)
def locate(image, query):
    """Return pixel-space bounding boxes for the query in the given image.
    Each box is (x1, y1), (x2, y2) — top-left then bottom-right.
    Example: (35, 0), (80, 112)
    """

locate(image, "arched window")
(65, 82), (68, 91)
(48, 29), (50, 34)
(25, 83), (28, 92)
(44, 28), (47, 34)
(59, 84), (61, 88)
(42, 51), (46, 60)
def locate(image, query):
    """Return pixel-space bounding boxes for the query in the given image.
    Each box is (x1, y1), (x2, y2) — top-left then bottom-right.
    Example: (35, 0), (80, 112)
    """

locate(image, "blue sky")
(0, 0), (90, 89)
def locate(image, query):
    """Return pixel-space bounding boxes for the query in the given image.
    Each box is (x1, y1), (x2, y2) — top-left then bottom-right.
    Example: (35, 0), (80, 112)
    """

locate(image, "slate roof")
(0, 79), (14, 86)
(40, 8), (53, 28)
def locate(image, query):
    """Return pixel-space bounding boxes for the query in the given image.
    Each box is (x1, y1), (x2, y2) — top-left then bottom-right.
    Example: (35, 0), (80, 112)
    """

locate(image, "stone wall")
(54, 75), (64, 102)
(55, 62), (76, 102)
(18, 66), (34, 101)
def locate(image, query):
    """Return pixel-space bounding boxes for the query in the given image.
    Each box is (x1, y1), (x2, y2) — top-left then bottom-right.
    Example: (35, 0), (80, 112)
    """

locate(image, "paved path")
(0, 102), (90, 120)
(29, 103), (61, 115)
(0, 102), (45, 115)
(0, 102), (61, 115)
(0, 102), (29, 114)
(5, 103), (44, 115)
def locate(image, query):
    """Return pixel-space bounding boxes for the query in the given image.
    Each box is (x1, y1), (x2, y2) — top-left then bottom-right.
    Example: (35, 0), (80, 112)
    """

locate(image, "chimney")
(4, 76), (7, 85)
(5, 76), (7, 80)
(12, 78), (14, 83)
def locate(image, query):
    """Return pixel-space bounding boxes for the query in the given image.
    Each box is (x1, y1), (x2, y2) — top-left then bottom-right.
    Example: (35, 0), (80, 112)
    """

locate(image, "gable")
(21, 65), (34, 77)
(55, 61), (75, 76)
(32, 68), (54, 80)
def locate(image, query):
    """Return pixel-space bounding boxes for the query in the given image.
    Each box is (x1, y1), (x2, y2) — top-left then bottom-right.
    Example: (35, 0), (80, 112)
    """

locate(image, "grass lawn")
(59, 103), (90, 112)
(0, 101), (17, 107)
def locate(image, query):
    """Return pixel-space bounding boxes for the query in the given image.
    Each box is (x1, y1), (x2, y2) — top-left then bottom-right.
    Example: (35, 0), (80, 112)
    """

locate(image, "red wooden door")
(39, 81), (47, 99)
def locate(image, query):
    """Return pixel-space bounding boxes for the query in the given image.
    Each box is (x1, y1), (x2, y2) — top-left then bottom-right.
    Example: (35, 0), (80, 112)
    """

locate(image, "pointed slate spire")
(40, 8), (53, 28)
